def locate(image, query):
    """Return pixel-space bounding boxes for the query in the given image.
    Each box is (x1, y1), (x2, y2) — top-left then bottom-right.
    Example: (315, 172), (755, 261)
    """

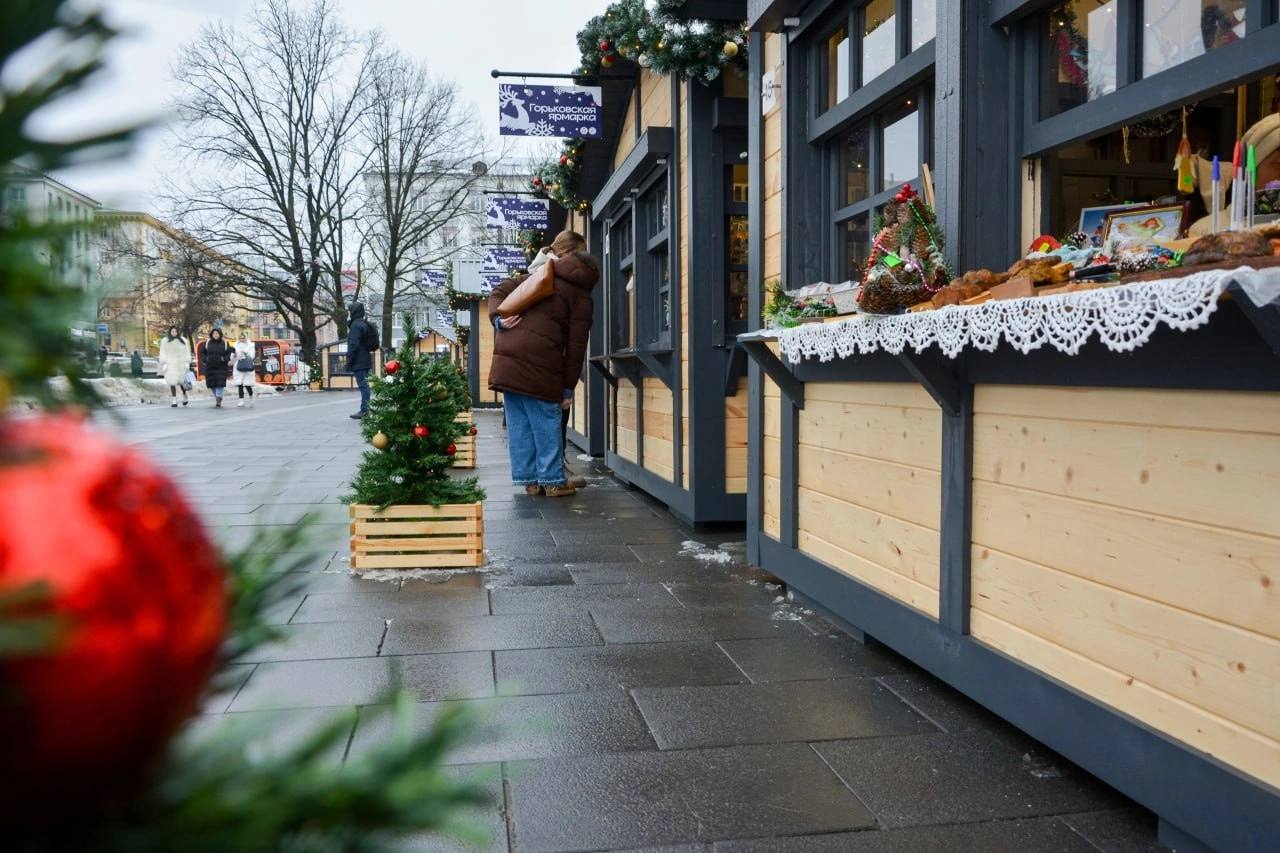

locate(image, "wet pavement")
(106, 391), (1165, 851)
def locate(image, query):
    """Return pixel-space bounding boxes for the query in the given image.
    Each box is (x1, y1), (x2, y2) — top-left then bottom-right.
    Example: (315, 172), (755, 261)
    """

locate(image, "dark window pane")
(731, 164), (749, 203)
(881, 106), (919, 188)
(862, 0), (896, 85)
(657, 252), (670, 334)
(728, 214), (749, 266)
(1042, 0), (1117, 117)
(824, 26), (850, 109)
(841, 213), (871, 283)
(728, 271), (749, 322)
(842, 124), (871, 205)
(912, 0), (937, 49)
(1143, 0), (1245, 78)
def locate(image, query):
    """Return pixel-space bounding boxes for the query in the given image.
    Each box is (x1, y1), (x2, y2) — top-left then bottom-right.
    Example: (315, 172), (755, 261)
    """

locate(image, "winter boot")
(543, 484), (577, 498)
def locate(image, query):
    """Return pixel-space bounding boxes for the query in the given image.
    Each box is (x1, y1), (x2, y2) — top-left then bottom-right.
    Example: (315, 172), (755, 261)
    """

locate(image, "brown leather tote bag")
(496, 259), (555, 318)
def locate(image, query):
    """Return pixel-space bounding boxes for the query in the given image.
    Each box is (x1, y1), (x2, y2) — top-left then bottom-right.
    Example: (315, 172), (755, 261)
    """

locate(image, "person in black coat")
(345, 303), (378, 419)
(200, 328), (231, 409)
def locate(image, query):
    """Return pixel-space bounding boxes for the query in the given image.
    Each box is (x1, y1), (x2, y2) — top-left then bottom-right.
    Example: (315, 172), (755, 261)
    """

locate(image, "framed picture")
(1101, 203), (1189, 256)
(1078, 203), (1145, 248)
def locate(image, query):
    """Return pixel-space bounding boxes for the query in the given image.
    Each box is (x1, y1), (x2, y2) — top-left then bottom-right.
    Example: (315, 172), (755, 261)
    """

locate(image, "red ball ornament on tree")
(469, 426), (478, 436)
(559, 154), (569, 166)
(384, 359), (400, 375)
(599, 39), (611, 52)
(601, 53), (616, 68)
(446, 443), (457, 456)
(412, 424), (429, 438)
(0, 415), (227, 811)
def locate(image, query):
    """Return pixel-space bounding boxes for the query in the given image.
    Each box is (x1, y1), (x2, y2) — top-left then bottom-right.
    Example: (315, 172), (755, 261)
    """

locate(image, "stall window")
(815, 1), (937, 114)
(827, 90), (929, 282)
(1041, 0), (1254, 118)
(640, 181), (671, 345)
(726, 163), (750, 334)
(609, 210), (634, 350)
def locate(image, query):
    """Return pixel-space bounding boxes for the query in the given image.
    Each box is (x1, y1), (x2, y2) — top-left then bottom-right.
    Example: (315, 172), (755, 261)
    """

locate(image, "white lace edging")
(776, 267), (1280, 364)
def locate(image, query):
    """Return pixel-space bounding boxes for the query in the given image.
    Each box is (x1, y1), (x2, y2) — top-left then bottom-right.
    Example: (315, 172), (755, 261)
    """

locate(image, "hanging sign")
(479, 270), (507, 292)
(485, 196), (549, 230)
(421, 269), (447, 292)
(498, 84), (602, 138)
(483, 246), (528, 275)
(435, 308), (455, 329)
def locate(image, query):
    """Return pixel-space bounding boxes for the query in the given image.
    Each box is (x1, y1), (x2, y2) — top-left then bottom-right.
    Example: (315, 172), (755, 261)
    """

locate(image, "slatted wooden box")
(348, 502), (484, 571)
(452, 411), (477, 469)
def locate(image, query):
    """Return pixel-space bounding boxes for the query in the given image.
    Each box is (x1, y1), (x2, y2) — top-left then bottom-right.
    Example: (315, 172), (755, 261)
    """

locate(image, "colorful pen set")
(1221, 140), (1258, 231)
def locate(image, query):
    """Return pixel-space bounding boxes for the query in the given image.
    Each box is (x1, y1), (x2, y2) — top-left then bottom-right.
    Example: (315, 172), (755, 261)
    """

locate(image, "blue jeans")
(504, 391), (565, 486)
(353, 368), (370, 413)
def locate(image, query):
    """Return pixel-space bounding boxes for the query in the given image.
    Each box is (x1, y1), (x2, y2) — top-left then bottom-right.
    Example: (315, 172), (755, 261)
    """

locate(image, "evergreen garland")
(576, 0), (747, 85)
(518, 227), (550, 263)
(345, 314), (484, 507)
(531, 139), (587, 210)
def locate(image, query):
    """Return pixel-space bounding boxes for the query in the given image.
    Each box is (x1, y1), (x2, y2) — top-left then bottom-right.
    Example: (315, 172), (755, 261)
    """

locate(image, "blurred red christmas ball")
(413, 424), (429, 438)
(599, 39), (610, 52)
(469, 426), (477, 436)
(559, 154), (568, 165)
(0, 415), (227, 810)
(601, 53), (615, 68)
(446, 443), (457, 455)
(385, 360), (400, 375)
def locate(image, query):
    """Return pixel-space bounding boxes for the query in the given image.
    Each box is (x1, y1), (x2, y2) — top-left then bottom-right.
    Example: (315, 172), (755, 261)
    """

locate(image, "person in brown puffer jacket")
(488, 230), (598, 496)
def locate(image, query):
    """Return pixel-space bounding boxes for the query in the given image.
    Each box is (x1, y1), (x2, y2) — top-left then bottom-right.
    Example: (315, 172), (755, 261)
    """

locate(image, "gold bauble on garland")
(723, 40), (739, 58)
(370, 431), (389, 451)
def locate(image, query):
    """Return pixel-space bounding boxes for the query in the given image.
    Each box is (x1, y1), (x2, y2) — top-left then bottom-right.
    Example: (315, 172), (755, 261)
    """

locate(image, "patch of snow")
(764, 582), (781, 591)
(770, 608), (805, 622)
(356, 566), (490, 583)
(1022, 753), (1063, 779)
(773, 595), (785, 604)
(677, 539), (736, 565)
(576, 454), (594, 462)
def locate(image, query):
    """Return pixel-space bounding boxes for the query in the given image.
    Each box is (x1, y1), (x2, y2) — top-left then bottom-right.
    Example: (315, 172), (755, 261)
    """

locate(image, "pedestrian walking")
(129, 349), (144, 378)
(232, 330), (257, 408)
(200, 328), (231, 409)
(346, 302), (378, 420)
(158, 327), (191, 408)
(487, 230), (597, 497)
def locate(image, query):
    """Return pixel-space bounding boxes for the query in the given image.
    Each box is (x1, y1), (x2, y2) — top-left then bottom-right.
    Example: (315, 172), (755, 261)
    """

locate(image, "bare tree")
(170, 0), (376, 362)
(359, 51), (490, 346)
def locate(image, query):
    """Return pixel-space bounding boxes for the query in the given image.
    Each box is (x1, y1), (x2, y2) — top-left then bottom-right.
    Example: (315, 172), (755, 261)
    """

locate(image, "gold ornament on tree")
(723, 40), (739, 58)
(370, 431), (389, 451)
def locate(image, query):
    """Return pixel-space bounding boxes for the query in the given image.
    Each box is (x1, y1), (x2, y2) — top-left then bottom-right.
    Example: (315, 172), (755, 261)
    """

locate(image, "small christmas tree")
(857, 184), (950, 314)
(346, 315), (484, 507)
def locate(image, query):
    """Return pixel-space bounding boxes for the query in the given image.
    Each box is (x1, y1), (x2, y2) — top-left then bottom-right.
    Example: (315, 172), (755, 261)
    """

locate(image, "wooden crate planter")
(349, 502), (484, 571)
(452, 411), (477, 469)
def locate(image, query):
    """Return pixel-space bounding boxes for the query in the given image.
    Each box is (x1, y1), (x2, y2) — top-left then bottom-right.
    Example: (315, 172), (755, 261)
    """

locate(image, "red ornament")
(469, 426), (477, 436)
(0, 416), (227, 812)
(559, 154), (569, 166)
(384, 359), (400, 375)
(894, 184), (918, 203)
(599, 39), (611, 52)
(412, 424), (429, 438)
(601, 53), (616, 68)
(446, 443), (457, 455)
(532, 176), (543, 187)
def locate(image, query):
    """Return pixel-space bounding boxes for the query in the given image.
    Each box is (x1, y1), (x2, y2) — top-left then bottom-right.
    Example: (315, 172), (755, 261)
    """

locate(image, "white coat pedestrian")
(158, 327), (192, 408)
(232, 331), (257, 408)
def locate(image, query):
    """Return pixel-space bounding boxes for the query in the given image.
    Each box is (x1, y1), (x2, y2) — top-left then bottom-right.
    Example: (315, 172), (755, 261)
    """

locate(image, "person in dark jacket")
(487, 230), (597, 497)
(129, 349), (144, 378)
(200, 328), (231, 408)
(346, 302), (377, 419)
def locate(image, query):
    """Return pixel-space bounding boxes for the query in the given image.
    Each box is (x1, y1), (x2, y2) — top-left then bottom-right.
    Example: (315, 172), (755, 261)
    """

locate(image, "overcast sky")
(47, 0), (609, 211)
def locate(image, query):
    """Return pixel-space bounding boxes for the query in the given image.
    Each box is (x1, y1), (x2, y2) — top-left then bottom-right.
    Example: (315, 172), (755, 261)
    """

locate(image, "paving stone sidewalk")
(106, 391), (1166, 852)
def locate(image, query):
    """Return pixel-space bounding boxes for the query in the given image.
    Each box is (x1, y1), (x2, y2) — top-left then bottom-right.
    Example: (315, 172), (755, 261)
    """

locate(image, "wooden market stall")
(742, 3), (1280, 852)
(532, 5), (753, 523)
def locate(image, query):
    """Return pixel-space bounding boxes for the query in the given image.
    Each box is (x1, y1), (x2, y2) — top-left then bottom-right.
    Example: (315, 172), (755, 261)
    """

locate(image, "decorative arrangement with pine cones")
(857, 185), (951, 314)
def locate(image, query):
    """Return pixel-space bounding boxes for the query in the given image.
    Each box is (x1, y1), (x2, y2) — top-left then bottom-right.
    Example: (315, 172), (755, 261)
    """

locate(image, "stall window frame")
(825, 83), (933, 284)
(1019, 0), (1280, 159)
(724, 137), (751, 340)
(638, 169), (673, 349)
(603, 165), (671, 356)
(809, 0), (937, 119)
(606, 204), (635, 353)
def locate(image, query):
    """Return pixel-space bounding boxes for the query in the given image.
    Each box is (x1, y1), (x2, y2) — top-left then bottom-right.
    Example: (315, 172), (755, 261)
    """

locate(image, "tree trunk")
(381, 266), (395, 353)
(299, 300), (318, 364)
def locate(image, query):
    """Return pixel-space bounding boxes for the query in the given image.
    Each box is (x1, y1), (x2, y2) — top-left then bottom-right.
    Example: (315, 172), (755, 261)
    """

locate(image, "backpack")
(363, 322), (380, 352)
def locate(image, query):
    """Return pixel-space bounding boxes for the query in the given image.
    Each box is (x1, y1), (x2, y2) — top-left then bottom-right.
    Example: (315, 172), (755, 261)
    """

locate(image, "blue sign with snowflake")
(421, 269), (447, 291)
(485, 196), (549, 230)
(498, 84), (602, 138)
(483, 246), (528, 274)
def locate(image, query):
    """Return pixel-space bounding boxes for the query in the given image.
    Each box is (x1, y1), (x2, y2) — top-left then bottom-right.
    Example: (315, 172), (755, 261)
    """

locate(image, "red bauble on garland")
(559, 154), (568, 166)
(446, 443), (457, 456)
(0, 415), (228, 812)
(599, 39), (611, 52)
(412, 424), (429, 438)
(601, 53), (615, 68)
(384, 359), (400, 375)
(469, 427), (477, 436)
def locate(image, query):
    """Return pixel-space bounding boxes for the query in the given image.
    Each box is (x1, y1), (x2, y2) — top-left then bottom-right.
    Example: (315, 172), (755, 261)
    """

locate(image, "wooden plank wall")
(970, 386), (1280, 790)
(795, 382), (942, 617)
(608, 70), (675, 485)
(474, 310), (501, 406)
(759, 33), (785, 527)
